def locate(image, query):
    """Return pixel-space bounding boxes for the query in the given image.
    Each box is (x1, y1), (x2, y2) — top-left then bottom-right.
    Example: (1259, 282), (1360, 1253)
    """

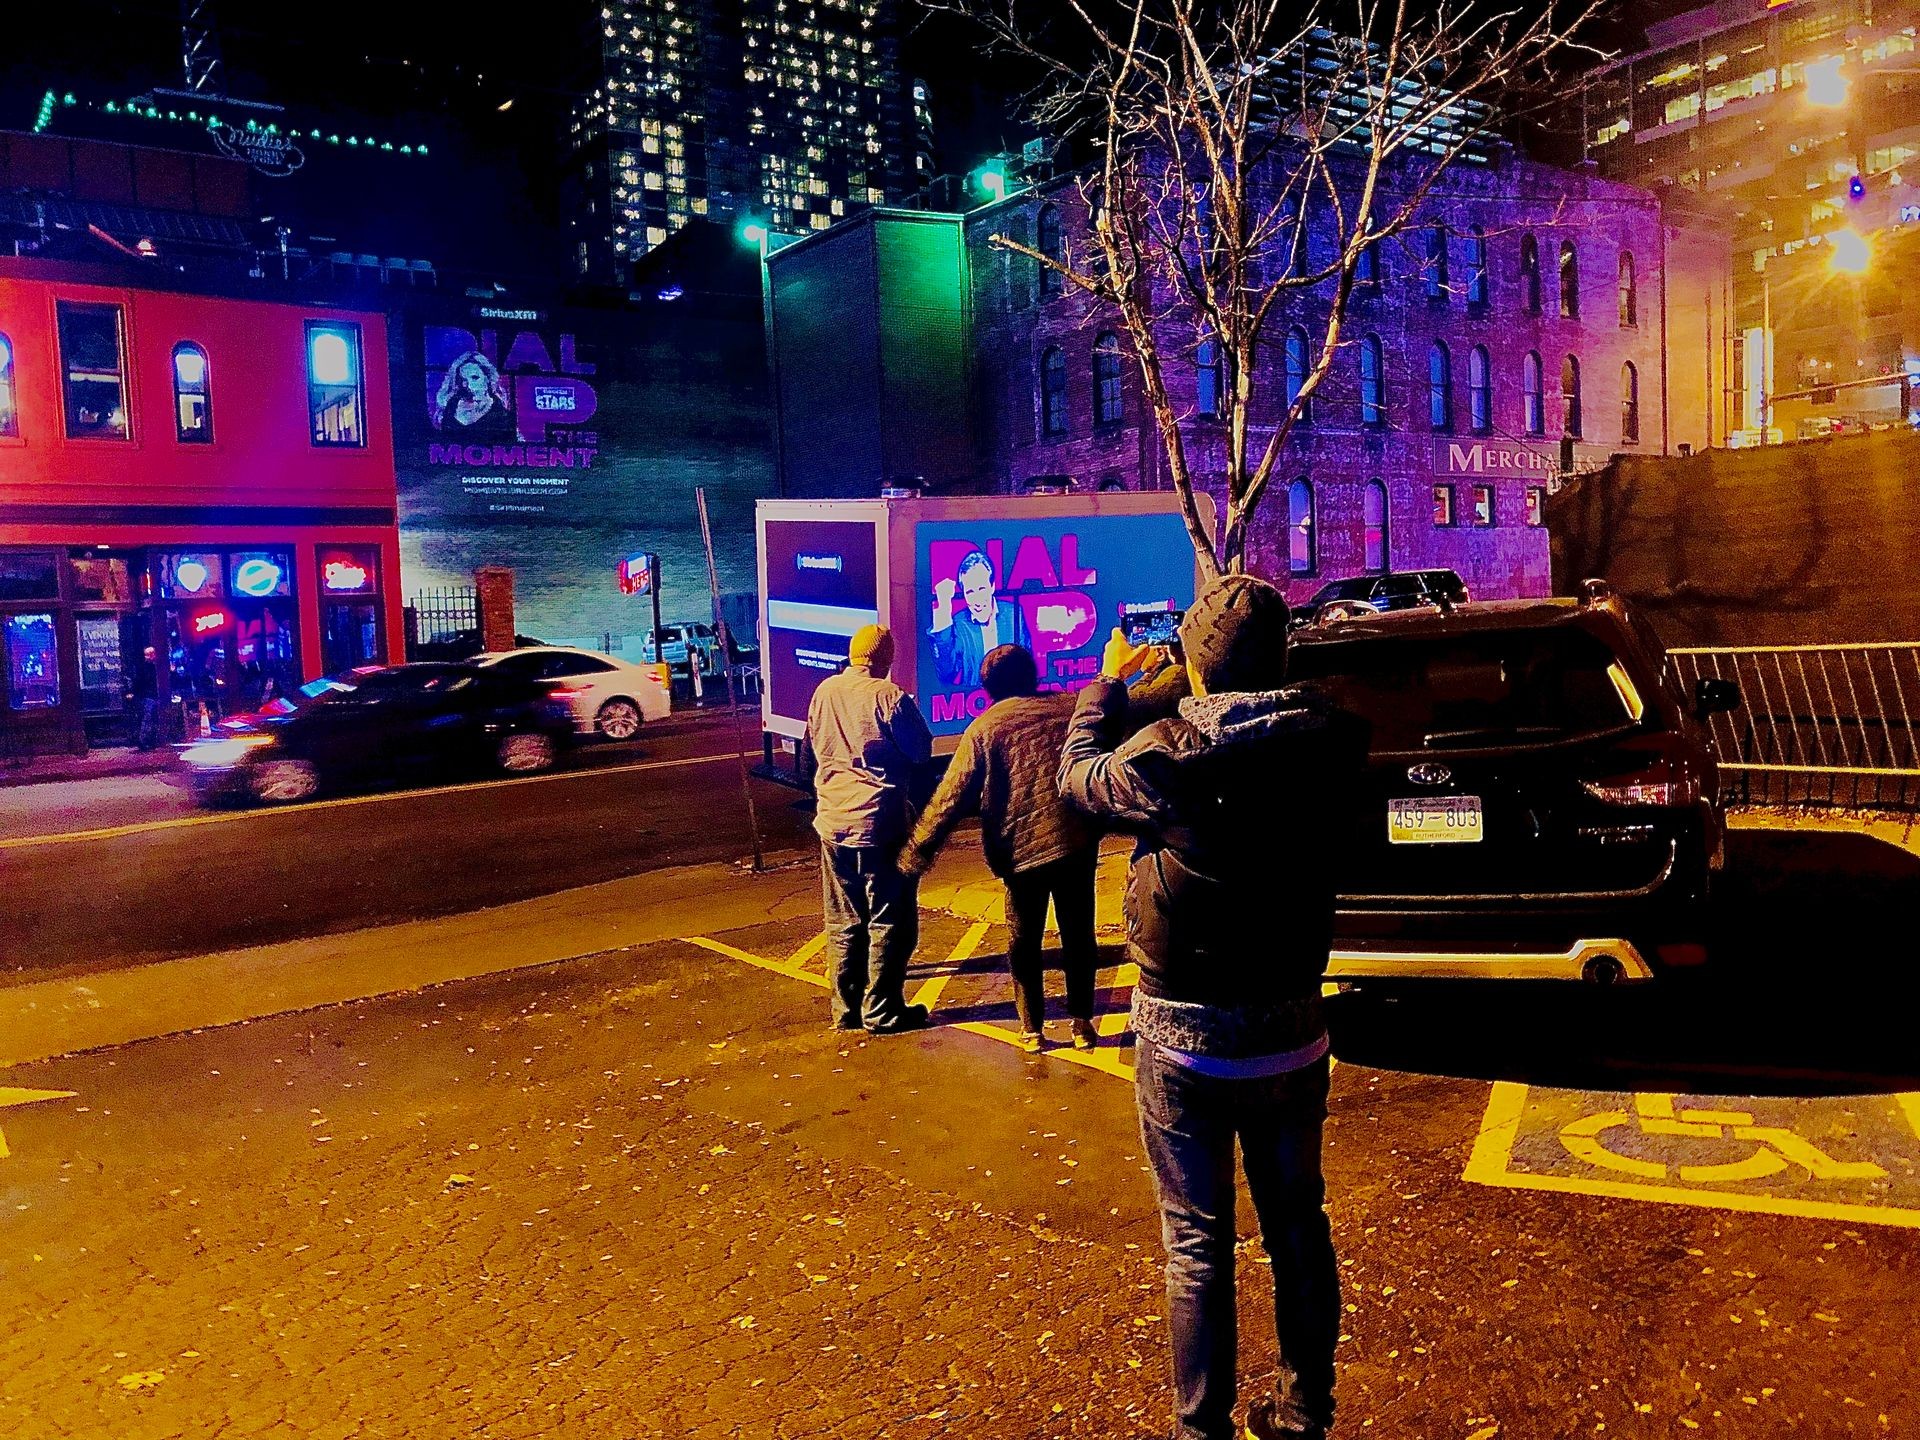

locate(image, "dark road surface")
(3, 887), (1916, 1438)
(1, 711), (814, 977)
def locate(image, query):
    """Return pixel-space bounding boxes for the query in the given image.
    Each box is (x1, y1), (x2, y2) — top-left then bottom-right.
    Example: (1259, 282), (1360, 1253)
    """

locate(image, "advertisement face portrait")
(433, 350), (517, 440)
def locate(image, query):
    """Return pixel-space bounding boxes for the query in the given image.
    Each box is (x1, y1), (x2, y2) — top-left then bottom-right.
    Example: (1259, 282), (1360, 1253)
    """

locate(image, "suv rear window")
(1292, 626), (1639, 752)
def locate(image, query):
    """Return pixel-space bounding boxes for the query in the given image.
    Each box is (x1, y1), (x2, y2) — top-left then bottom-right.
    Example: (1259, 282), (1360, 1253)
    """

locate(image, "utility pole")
(696, 487), (766, 872)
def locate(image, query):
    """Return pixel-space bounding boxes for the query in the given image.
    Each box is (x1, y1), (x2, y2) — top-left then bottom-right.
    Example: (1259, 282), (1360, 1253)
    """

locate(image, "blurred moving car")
(637, 622), (721, 673)
(178, 662), (574, 805)
(477, 646), (670, 740)
(1296, 569), (1470, 626)
(1291, 581), (1740, 985)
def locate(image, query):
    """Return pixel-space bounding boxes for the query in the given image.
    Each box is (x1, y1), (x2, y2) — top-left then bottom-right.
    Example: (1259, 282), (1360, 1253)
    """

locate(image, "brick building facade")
(964, 152), (1731, 603)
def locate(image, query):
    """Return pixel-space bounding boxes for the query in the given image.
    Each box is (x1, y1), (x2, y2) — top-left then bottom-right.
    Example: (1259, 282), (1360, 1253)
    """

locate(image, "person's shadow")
(1327, 826), (1920, 1097)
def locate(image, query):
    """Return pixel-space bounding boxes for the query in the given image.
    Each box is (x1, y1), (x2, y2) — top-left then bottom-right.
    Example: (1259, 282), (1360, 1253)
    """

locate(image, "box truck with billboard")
(755, 493), (1212, 780)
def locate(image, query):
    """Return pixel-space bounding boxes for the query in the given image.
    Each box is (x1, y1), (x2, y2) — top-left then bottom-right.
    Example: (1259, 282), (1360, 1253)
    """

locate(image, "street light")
(972, 158), (1008, 202)
(1829, 227), (1872, 274)
(738, 219), (770, 252)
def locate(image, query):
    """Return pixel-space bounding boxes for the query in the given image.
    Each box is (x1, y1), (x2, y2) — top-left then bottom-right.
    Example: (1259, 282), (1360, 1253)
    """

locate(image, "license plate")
(1388, 796), (1484, 844)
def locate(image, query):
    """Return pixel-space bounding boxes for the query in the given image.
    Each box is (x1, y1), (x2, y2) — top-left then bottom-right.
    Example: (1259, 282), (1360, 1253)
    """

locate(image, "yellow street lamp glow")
(1804, 56), (1849, 108)
(1829, 227), (1871, 274)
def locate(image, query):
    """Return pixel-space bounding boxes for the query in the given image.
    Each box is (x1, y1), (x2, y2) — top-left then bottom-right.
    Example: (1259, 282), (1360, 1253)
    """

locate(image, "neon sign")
(322, 558), (371, 593)
(232, 557), (284, 597)
(175, 559), (212, 594)
(193, 609), (229, 635)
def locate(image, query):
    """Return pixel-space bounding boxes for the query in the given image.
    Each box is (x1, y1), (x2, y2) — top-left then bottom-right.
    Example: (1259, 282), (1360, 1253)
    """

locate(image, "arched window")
(1040, 346), (1068, 436)
(1466, 225), (1489, 305)
(1620, 361), (1640, 442)
(0, 332), (17, 439)
(1037, 203), (1063, 298)
(1428, 340), (1453, 431)
(1561, 353), (1583, 437)
(1358, 335), (1385, 426)
(1559, 242), (1580, 318)
(1520, 234), (1541, 315)
(1424, 226), (1449, 300)
(1522, 351), (1545, 435)
(1196, 335), (1225, 418)
(1098, 473), (1128, 492)
(1468, 346), (1492, 433)
(1287, 477), (1317, 576)
(171, 342), (212, 444)
(1363, 480), (1389, 575)
(1355, 238), (1380, 286)
(1284, 326), (1311, 422)
(1093, 331), (1124, 425)
(1618, 252), (1638, 327)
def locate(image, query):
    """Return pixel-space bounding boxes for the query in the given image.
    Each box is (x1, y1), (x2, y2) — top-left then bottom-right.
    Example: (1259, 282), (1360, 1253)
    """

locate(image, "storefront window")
(1, 551), (61, 601)
(5, 613), (59, 710)
(161, 548), (300, 719)
(75, 614), (126, 714)
(319, 545), (383, 672)
(70, 553), (133, 603)
(229, 551), (293, 599)
(57, 300), (132, 440)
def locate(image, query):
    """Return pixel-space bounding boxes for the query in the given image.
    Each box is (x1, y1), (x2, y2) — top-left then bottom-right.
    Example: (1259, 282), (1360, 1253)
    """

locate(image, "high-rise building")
(1578, 0), (1920, 439)
(567, 0), (920, 279)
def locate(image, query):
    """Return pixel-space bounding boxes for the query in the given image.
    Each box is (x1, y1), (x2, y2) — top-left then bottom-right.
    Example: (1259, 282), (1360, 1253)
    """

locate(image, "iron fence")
(404, 585), (483, 661)
(1667, 642), (1920, 811)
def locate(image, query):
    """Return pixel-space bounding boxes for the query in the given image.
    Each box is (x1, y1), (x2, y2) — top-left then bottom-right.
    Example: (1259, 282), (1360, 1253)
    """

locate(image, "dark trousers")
(132, 697), (160, 750)
(1136, 1038), (1339, 1440)
(1002, 848), (1099, 1032)
(821, 841), (920, 1028)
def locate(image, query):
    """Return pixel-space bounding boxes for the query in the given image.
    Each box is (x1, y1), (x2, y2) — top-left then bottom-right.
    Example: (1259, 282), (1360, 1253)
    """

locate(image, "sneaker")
(1019, 1030), (1045, 1054)
(1070, 1019), (1098, 1051)
(1244, 1397), (1324, 1440)
(867, 1004), (931, 1035)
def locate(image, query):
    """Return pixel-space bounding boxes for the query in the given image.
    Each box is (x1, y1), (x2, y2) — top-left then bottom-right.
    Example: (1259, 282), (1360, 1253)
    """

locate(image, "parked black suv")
(1288, 584), (1741, 984)
(1296, 569), (1470, 627)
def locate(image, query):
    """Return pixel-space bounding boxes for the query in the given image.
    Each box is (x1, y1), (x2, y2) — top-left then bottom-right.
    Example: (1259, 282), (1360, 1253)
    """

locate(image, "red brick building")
(965, 153), (1732, 603)
(0, 261), (403, 755)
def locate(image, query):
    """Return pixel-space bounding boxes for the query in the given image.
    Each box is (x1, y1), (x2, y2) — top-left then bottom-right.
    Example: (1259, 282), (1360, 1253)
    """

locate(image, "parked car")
(477, 646), (670, 740)
(177, 662), (575, 805)
(1289, 582), (1740, 985)
(1296, 569), (1470, 626)
(636, 622), (721, 672)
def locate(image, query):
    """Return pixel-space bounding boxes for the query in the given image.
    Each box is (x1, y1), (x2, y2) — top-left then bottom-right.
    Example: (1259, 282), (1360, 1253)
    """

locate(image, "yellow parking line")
(786, 931), (829, 969)
(0, 750), (757, 851)
(684, 935), (827, 990)
(912, 921), (992, 1013)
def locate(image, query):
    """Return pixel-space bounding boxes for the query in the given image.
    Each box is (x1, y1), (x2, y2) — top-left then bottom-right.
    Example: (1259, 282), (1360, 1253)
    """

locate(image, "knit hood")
(1177, 685), (1334, 747)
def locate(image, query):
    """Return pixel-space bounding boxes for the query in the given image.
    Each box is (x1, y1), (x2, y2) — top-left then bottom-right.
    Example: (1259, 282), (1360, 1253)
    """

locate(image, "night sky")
(1, 0), (1036, 276)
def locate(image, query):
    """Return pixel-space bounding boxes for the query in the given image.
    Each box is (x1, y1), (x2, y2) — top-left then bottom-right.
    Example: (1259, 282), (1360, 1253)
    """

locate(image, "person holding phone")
(930, 550), (1030, 689)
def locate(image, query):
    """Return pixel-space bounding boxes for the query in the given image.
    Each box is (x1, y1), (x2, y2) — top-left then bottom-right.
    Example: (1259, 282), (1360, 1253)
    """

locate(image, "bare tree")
(947, 0), (1600, 579)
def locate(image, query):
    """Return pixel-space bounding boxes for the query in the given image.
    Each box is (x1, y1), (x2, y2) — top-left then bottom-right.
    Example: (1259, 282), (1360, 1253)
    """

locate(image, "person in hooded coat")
(1058, 574), (1369, 1440)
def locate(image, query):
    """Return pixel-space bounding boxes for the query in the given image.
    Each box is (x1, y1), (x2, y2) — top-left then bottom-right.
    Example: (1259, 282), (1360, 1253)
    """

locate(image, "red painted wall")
(0, 262), (406, 676)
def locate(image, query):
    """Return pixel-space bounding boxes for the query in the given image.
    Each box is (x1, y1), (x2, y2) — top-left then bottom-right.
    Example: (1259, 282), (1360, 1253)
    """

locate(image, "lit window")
(57, 300), (131, 440)
(1287, 478), (1317, 576)
(1363, 480), (1389, 574)
(1620, 361), (1640, 442)
(1559, 242), (1580, 318)
(172, 342), (212, 444)
(0, 332), (17, 439)
(306, 323), (365, 448)
(1472, 484), (1495, 527)
(1618, 252), (1638, 326)
(1432, 483), (1457, 527)
(1561, 354), (1583, 438)
(1526, 486), (1546, 527)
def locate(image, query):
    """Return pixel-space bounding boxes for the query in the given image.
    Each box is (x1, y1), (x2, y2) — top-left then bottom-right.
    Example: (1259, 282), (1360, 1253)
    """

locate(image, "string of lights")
(30, 90), (431, 156)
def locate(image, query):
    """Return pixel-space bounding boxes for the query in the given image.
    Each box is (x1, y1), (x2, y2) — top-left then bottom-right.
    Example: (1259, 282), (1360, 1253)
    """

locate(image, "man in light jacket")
(1058, 575), (1368, 1440)
(806, 623), (933, 1035)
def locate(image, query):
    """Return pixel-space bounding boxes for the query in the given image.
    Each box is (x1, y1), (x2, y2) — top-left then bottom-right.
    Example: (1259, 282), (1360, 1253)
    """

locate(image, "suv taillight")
(1581, 741), (1701, 807)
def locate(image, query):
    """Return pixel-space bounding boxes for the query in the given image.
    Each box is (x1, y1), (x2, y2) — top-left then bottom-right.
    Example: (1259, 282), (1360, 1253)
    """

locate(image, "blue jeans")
(1135, 1037), (1339, 1440)
(821, 841), (920, 1028)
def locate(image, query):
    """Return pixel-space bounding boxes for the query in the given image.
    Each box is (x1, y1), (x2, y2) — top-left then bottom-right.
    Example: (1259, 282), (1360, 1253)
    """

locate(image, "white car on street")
(477, 647), (670, 740)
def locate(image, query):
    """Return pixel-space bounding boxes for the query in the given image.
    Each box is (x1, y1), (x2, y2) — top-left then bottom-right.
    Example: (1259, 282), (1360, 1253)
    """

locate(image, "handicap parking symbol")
(1465, 1083), (1920, 1229)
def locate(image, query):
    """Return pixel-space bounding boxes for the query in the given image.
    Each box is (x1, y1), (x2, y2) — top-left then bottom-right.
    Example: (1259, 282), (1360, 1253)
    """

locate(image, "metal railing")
(1667, 642), (1920, 811)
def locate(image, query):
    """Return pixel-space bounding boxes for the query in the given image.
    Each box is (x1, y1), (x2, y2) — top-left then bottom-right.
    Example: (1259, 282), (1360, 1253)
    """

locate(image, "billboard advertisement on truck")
(757, 494), (1209, 755)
